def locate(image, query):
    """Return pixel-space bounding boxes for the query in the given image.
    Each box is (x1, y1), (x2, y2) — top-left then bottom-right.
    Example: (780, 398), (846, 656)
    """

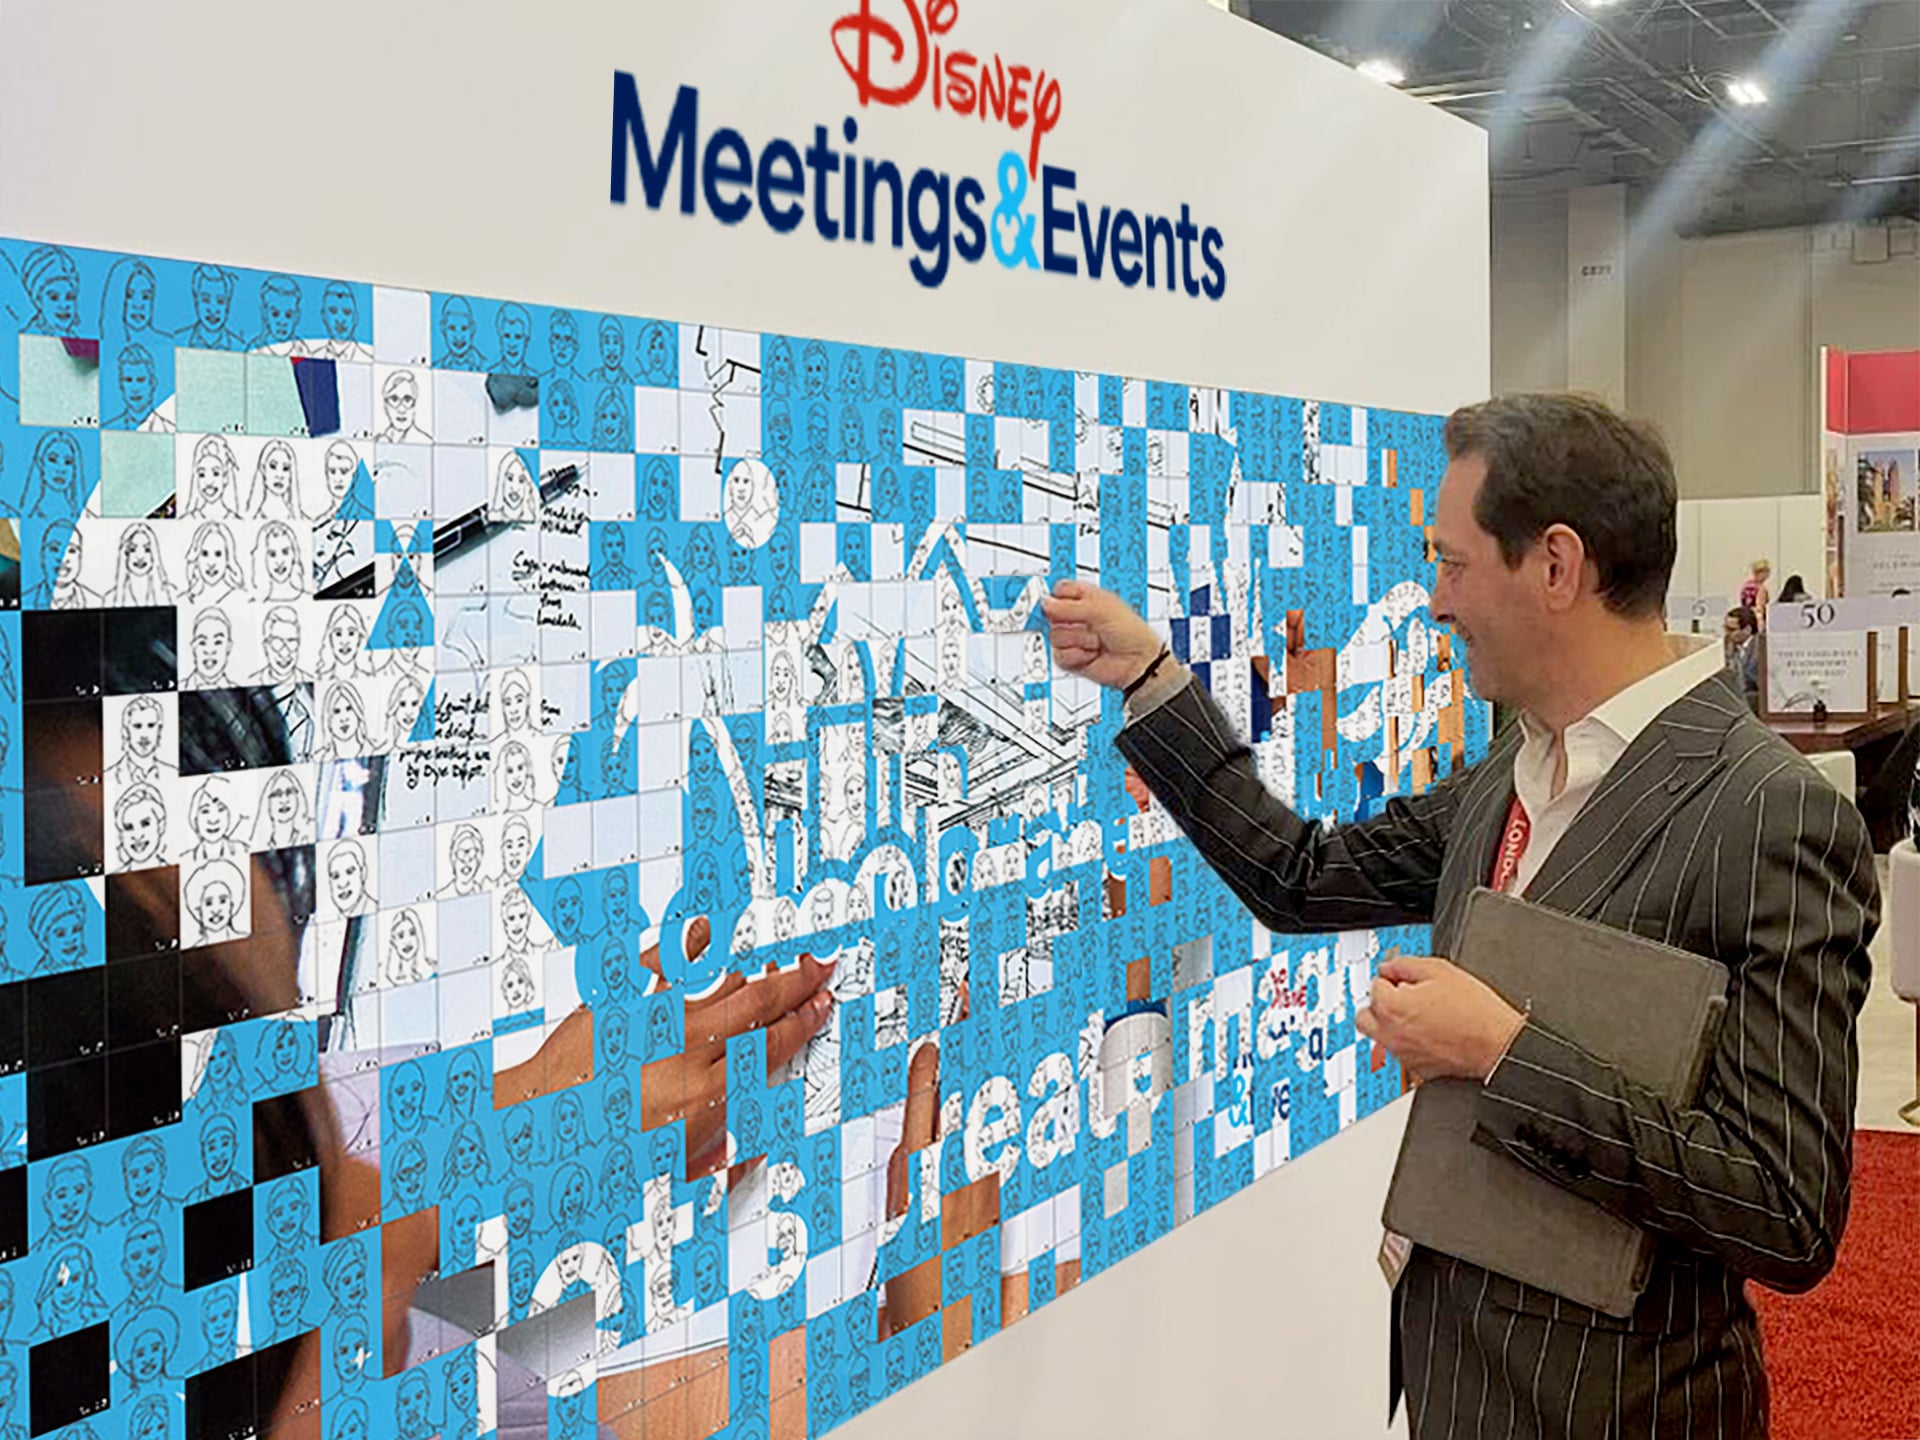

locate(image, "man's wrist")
(1122, 658), (1192, 723)
(1481, 1007), (1531, 1086)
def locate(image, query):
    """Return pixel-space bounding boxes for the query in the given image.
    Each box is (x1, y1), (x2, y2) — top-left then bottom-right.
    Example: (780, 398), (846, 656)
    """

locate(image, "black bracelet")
(1122, 644), (1172, 701)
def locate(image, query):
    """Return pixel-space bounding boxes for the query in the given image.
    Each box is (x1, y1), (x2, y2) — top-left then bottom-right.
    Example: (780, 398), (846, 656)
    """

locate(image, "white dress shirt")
(1503, 634), (1724, 895)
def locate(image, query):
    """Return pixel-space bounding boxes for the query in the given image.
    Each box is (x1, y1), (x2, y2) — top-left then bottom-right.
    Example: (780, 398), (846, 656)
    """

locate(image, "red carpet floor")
(1751, 1128), (1920, 1440)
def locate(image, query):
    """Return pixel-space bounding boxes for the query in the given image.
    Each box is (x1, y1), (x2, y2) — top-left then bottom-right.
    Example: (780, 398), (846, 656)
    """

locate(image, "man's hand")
(1041, 581), (1164, 691)
(1356, 955), (1527, 1083)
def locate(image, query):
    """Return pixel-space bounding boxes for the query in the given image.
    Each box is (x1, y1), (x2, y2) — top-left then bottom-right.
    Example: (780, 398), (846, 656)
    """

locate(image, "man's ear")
(1538, 523), (1589, 612)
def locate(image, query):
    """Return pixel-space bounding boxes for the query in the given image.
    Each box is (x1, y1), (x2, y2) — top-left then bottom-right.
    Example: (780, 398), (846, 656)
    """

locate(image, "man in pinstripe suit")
(1044, 393), (1877, 1439)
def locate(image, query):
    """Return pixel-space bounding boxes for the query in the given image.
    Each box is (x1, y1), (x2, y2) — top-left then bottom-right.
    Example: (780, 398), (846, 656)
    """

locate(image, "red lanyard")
(1489, 795), (1531, 893)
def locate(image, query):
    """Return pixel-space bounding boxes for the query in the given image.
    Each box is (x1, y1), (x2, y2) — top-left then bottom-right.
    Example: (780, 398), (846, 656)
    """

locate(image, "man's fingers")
(763, 988), (834, 1075)
(902, 1040), (941, 1152)
(1041, 592), (1098, 625)
(1356, 1005), (1379, 1041)
(1379, 955), (1447, 984)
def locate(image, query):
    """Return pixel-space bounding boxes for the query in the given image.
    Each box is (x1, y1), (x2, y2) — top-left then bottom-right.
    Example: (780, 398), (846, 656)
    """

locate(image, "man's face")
(204, 1289), (235, 1338)
(1427, 455), (1541, 709)
(269, 1185), (305, 1240)
(502, 826), (530, 877)
(124, 1229), (164, 1289)
(385, 379), (417, 429)
(124, 1150), (162, 1203)
(499, 311), (529, 360)
(506, 1185), (534, 1238)
(391, 1067), (423, 1128)
(120, 358), (155, 415)
(125, 704), (162, 758)
(194, 277), (231, 330)
(323, 286), (356, 340)
(329, 849), (365, 911)
(334, 1253), (367, 1310)
(1724, 613), (1751, 647)
(600, 322), (624, 372)
(204, 1124), (235, 1178)
(264, 622), (298, 677)
(444, 306), (472, 355)
(49, 1167), (89, 1226)
(263, 288), (299, 342)
(551, 315), (578, 369)
(193, 619), (231, 680)
(270, 1268), (304, 1322)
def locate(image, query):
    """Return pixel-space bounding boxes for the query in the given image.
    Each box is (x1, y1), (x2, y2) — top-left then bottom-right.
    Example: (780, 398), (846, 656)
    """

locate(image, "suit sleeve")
(1473, 768), (1877, 1292)
(1115, 673), (1468, 934)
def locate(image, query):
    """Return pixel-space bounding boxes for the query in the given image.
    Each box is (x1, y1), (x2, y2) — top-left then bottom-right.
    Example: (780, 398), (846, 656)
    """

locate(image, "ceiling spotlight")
(1581, 0), (1622, 7)
(1357, 58), (1406, 86)
(1726, 77), (1769, 106)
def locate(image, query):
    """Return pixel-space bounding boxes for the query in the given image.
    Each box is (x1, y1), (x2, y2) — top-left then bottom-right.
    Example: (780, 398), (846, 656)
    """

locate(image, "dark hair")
(1728, 605), (1758, 634)
(1778, 575), (1809, 602)
(1443, 393), (1677, 618)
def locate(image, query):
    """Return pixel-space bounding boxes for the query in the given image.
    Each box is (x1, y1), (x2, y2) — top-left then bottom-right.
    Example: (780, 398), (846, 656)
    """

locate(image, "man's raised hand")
(1040, 581), (1164, 691)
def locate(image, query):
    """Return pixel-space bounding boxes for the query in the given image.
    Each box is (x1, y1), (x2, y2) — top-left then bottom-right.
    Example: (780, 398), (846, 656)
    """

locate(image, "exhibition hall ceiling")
(1251, 0), (1920, 233)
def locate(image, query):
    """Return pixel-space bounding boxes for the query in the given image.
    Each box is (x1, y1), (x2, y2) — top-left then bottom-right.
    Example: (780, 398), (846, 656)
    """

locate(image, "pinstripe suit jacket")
(1117, 671), (1878, 1440)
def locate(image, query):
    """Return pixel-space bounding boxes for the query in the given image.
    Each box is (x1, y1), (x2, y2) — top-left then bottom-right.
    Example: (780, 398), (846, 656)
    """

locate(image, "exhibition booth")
(0, 4), (1488, 1439)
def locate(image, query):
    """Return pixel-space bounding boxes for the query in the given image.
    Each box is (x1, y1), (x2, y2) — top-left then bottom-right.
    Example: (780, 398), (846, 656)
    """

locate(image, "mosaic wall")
(0, 238), (1483, 1439)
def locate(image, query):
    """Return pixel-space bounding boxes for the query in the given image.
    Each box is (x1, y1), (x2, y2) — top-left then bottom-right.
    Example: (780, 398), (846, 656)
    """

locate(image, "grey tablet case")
(1381, 887), (1729, 1318)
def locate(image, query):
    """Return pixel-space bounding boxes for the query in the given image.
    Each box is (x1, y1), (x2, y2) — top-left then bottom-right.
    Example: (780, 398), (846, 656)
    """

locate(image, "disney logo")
(830, 0), (1063, 178)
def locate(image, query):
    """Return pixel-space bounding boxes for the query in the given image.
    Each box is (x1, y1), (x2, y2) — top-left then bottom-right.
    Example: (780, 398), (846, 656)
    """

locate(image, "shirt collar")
(1519, 632), (1723, 753)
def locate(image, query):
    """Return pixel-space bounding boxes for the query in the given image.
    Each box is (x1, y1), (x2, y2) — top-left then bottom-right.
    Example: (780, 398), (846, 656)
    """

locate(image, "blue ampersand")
(990, 151), (1040, 271)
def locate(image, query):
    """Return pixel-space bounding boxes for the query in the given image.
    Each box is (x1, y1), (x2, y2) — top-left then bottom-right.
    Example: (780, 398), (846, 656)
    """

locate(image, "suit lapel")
(1521, 676), (1741, 918)
(1433, 727), (1523, 954)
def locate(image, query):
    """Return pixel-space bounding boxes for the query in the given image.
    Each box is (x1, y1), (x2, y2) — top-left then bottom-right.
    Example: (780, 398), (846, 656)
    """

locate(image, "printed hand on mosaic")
(0, 238), (1482, 1438)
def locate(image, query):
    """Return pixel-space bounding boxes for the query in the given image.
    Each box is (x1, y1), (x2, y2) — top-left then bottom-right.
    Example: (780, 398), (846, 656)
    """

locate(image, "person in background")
(1739, 555), (1772, 623)
(1723, 604), (1760, 710)
(1777, 573), (1810, 604)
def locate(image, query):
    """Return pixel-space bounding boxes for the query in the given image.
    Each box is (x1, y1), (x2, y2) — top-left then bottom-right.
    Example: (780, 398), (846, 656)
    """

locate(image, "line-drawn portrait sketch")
(253, 605), (311, 686)
(251, 273), (304, 355)
(20, 244), (82, 335)
(181, 263), (244, 350)
(109, 342), (173, 432)
(250, 767), (313, 850)
(108, 521), (175, 606)
(111, 782), (169, 872)
(26, 429), (87, 518)
(378, 369), (430, 444)
(107, 695), (176, 788)
(184, 606), (236, 689)
(305, 280), (374, 363)
(384, 906), (433, 987)
(317, 602), (380, 680)
(184, 520), (247, 605)
(184, 776), (244, 863)
(316, 680), (379, 763)
(325, 838), (378, 920)
(439, 296), (488, 372)
(248, 439), (309, 520)
(489, 449), (538, 524)
(184, 858), (247, 947)
(184, 434), (244, 520)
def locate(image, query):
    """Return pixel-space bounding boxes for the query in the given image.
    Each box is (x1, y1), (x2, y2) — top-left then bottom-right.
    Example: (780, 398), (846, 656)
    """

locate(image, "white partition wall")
(1, 5), (1486, 1438)
(1677, 495), (1829, 604)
